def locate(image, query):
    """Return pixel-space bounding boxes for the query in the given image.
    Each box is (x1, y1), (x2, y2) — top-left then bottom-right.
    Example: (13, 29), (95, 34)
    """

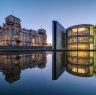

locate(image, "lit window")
(78, 44), (89, 50)
(90, 52), (93, 57)
(72, 68), (85, 74)
(78, 37), (89, 42)
(78, 51), (89, 58)
(90, 67), (93, 75)
(90, 26), (94, 35)
(90, 44), (93, 49)
(68, 37), (77, 43)
(78, 27), (85, 31)
(68, 30), (71, 36)
(71, 28), (77, 36)
(90, 37), (94, 43)
(68, 51), (77, 57)
(72, 28), (77, 32)
(69, 44), (77, 49)
(90, 58), (93, 63)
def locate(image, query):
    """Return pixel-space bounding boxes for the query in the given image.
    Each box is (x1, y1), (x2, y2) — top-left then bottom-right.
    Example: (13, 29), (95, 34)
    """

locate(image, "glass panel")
(68, 44), (77, 49)
(78, 44), (89, 50)
(85, 27), (89, 34)
(78, 27), (85, 35)
(78, 37), (89, 43)
(68, 51), (77, 57)
(68, 37), (77, 43)
(90, 52), (93, 57)
(68, 58), (77, 64)
(78, 59), (89, 65)
(90, 44), (93, 49)
(78, 51), (89, 58)
(77, 27), (90, 35)
(90, 58), (94, 64)
(90, 37), (94, 43)
(68, 30), (71, 36)
(90, 66), (94, 76)
(78, 27), (85, 31)
(90, 26), (94, 35)
(73, 28), (77, 32)
(71, 28), (77, 36)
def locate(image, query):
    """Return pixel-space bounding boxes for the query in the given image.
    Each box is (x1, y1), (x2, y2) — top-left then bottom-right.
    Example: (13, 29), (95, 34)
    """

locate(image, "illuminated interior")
(68, 58), (94, 65)
(78, 44), (89, 50)
(72, 67), (86, 74)
(68, 44), (77, 49)
(67, 25), (94, 50)
(68, 51), (94, 58)
(67, 64), (94, 76)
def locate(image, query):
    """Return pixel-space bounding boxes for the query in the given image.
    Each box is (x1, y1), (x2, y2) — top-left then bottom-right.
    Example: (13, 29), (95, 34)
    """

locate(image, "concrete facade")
(0, 15), (47, 46)
(52, 21), (66, 50)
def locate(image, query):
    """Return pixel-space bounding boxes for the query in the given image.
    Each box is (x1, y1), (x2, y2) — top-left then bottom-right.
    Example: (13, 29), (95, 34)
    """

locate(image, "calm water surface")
(0, 51), (96, 95)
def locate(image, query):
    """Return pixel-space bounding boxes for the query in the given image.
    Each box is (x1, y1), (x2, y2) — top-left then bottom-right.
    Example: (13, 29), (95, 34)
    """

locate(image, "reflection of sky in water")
(0, 52), (96, 95)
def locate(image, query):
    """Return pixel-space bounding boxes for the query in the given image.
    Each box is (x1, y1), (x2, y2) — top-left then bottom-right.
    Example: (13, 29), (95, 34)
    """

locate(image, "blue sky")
(0, 0), (96, 43)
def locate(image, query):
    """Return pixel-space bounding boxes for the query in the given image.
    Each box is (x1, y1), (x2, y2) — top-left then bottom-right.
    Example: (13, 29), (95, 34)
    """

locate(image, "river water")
(0, 51), (96, 95)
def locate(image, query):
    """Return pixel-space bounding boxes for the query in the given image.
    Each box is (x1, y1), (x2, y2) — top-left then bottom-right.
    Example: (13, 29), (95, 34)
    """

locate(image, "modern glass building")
(52, 21), (96, 50)
(66, 24), (95, 50)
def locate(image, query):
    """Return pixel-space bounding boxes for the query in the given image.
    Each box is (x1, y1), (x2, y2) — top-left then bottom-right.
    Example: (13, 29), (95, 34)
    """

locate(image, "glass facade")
(67, 24), (95, 50)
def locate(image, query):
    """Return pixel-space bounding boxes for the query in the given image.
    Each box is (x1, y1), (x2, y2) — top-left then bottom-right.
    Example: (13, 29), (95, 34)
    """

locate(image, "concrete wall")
(52, 21), (66, 50)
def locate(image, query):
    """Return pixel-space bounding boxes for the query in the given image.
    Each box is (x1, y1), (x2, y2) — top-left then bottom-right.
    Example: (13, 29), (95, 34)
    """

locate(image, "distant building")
(0, 15), (47, 46)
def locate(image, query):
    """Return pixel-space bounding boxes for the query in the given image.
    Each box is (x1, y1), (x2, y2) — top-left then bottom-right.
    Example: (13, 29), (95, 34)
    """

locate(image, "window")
(90, 37), (94, 43)
(90, 58), (94, 64)
(78, 44), (89, 50)
(68, 58), (77, 64)
(72, 28), (77, 32)
(78, 31), (84, 35)
(68, 44), (77, 49)
(78, 27), (86, 35)
(90, 44), (93, 49)
(90, 52), (93, 57)
(90, 26), (94, 35)
(78, 59), (89, 64)
(78, 37), (89, 43)
(78, 27), (85, 31)
(68, 51), (77, 57)
(68, 30), (71, 36)
(68, 37), (77, 43)
(71, 28), (77, 36)
(78, 51), (89, 58)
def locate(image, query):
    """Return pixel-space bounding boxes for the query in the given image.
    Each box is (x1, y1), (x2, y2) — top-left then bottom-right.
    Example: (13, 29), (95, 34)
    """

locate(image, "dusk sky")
(0, 0), (96, 43)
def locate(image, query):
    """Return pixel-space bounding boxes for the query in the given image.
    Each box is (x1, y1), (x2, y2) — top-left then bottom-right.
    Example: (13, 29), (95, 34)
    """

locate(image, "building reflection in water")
(52, 51), (96, 79)
(1, 51), (96, 83)
(66, 51), (94, 77)
(52, 52), (66, 80)
(0, 52), (47, 84)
